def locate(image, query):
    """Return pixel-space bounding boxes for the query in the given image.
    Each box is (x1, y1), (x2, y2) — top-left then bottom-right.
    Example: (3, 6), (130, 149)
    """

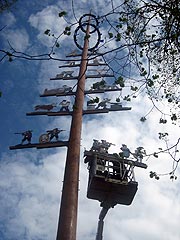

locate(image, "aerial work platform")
(84, 148), (147, 206)
(87, 175), (138, 205)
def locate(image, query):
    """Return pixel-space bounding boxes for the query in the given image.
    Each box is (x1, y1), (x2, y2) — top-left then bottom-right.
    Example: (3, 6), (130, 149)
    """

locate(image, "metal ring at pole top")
(79, 13), (99, 33)
(74, 21), (101, 51)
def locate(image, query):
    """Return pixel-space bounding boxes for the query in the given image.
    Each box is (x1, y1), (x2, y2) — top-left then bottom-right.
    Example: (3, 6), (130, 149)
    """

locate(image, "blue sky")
(0, 0), (180, 240)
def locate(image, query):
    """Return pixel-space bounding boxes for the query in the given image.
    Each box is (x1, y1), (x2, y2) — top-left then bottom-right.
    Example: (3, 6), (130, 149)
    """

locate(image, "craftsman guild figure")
(120, 144), (131, 158)
(47, 128), (62, 141)
(43, 85), (72, 95)
(91, 139), (114, 154)
(56, 71), (74, 79)
(59, 100), (70, 112)
(21, 130), (32, 144)
(133, 147), (146, 162)
(96, 98), (111, 109)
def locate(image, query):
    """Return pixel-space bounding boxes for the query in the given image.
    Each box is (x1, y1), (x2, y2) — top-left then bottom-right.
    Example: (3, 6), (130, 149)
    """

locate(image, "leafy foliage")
(0, 0), (18, 13)
(115, 76), (125, 87)
(44, 29), (51, 35)
(58, 11), (67, 17)
(149, 171), (160, 180)
(63, 26), (71, 36)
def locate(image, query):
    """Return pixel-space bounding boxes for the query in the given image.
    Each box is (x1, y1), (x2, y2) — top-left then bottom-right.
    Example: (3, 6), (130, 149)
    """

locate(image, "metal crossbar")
(96, 156), (136, 182)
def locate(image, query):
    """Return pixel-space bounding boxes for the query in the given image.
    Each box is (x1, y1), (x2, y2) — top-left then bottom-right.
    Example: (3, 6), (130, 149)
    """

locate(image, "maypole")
(9, 13), (146, 240)
(56, 16), (91, 240)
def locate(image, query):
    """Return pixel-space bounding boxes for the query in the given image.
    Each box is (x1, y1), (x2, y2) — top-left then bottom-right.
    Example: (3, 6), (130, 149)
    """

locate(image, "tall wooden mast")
(56, 19), (90, 240)
(9, 13), (137, 240)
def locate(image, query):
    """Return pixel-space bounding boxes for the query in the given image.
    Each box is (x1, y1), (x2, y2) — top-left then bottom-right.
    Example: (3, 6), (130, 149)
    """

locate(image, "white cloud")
(0, 150), (67, 240)
(2, 28), (30, 52)
(1, 12), (16, 26)
(28, 5), (69, 47)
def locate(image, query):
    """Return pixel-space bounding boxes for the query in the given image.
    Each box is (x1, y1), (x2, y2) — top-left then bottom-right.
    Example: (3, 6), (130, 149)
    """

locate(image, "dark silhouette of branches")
(0, 0), (18, 13)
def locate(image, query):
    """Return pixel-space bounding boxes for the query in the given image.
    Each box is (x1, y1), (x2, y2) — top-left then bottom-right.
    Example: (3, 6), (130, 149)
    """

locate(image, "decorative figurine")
(91, 139), (114, 154)
(101, 139), (115, 152)
(15, 130), (32, 144)
(91, 80), (120, 91)
(56, 71), (74, 79)
(66, 60), (76, 66)
(91, 80), (106, 90)
(34, 103), (56, 111)
(43, 85), (72, 95)
(91, 139), (100, 151)
(59, 100), (70, 112)
(96, 98), (111, 109)
(39, 128), (65, 143)
(120, 144), (131, 158)
(47, 128), (65, 141)
(133, 147), (146, 162)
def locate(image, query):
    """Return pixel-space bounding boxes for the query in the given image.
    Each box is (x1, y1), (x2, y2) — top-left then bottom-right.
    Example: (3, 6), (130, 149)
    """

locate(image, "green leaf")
(140, 51), (143, 57)
(115, 76), (125, 87)
(123, 95), (131, 101)
(152, 74), (159, 80)
(153, 152), (158, 158)
(116, 24), (123, 28)
(44, 29), (50, 35)
(88, 97), (99, 104)
(140, 70), (147, 76)
(64, 29), (71, 35)
(149, 172), (154, 178)
(65, 26), (71, 31)
(108, 32), (113, 38)
(131, 86), (138, 91)
(94, 97), (99, 103)
(59, 11), (67, 17)
(147, 79), (154, 87)
(140, 117), (146, 122)
(116, 33), (121, 41)
(122, 17), (127, 22)
(171, 114), (177, 121)
(149, 171), (159, 180)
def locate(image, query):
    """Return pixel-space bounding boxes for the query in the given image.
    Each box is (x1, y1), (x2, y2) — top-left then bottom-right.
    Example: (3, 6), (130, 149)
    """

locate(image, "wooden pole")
(56, 21), (90, 240)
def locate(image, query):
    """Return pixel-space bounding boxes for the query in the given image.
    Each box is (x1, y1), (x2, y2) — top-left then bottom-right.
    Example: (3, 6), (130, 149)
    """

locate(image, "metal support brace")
(95, 207), (110, 240)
